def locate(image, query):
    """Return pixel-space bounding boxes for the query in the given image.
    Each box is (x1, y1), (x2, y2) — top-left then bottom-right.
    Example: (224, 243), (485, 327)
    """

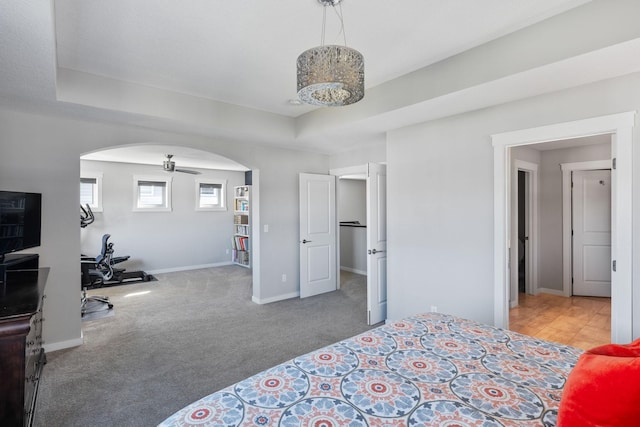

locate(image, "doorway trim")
(560, 160), (611, 298)
(510, 160), (539, 308)
(492, 111), (635, 344)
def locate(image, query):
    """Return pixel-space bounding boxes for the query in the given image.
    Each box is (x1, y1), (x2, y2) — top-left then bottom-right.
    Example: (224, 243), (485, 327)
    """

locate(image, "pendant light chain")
(320, 3), (348, 47)
(321, 6), (327, 46)
(336, 3), (347, 46)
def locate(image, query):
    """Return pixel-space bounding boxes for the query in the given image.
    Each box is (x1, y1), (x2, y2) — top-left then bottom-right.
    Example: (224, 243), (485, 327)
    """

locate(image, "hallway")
(509, 293), (611, 350)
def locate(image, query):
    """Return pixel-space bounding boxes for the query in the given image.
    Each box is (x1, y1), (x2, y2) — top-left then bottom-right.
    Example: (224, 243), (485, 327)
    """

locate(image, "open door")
(299, 173), (337, 298)
(509, 159), (538, 308)
(366, 163), (387, 324)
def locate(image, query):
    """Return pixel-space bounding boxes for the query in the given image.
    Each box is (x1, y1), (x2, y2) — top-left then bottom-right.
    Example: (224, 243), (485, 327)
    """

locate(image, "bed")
(158, 312), (583, 426)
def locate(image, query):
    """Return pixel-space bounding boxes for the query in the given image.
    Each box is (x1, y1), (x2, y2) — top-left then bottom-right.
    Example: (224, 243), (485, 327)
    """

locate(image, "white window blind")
(195, 179), (226, 211)
(80, 177), (97, 206)
(199, 183), (221, 207)
(137, 180), (167, 208)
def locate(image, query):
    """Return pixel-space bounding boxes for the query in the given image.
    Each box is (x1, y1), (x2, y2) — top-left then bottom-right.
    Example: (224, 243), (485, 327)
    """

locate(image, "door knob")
(368, 249), (384, 254)
(302, 239), (312, 244)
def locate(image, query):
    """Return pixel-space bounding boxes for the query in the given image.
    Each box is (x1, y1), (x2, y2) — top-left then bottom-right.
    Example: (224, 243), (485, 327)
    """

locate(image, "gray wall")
(510, 143), (612, 295)
(0, 109), (327, 350)
(538, 143), (611, 292)
(338, 179), (366, 224)
(387, 71), (640, 339)
(511, 146), (541, 165)
(80, 159), (245, 272)
(339, 227), (367, 274)
(510, 146), (541, 303)
(338, 178), (367, 274)
(329, 141), (386, 170)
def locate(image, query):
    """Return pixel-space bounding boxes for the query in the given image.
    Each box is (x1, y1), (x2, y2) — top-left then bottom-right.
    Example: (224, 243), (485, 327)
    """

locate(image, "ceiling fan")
(162, 154), (200, 175)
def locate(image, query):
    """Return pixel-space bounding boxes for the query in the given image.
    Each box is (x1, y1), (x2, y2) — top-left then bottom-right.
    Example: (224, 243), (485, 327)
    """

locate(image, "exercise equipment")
(81, 234), (152, 288)
(80, 204), (112, 315)
(80, 204), (94, 228)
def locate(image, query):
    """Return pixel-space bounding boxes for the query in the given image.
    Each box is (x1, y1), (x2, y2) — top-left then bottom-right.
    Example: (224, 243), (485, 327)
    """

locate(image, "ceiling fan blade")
(163, 154), (200, 174)
(175, 168), (201, 175)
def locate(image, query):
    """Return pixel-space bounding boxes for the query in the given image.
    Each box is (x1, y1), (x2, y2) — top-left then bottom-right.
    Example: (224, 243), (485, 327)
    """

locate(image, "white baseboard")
(43, 335), (84, 353)
(252, 291), (299, 305)
(147, 261), (233, 275)
(537, 287), (566, 297)
(340, 266), (366, 276)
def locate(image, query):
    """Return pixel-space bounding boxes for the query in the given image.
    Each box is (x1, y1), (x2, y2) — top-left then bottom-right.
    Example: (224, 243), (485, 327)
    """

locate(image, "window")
(196, 179), (226, 211)
(80, 173), (103, 212)
(133, 176), (172, 212)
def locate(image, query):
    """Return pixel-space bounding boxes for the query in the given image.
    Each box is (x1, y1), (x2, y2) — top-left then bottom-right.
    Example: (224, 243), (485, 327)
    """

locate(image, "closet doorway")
(331, 164), (387, 325)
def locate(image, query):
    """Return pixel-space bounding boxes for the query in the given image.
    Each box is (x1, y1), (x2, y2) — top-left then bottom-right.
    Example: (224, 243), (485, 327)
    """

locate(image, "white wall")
(80, 159), (245, 272)
(387, 71), (640, 339)
(538, 142), (611, 292)
(0, 109), (327, 350)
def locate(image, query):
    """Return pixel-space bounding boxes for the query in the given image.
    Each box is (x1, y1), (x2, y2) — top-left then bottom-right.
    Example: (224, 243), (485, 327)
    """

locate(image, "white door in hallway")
(572, 169), (611, 297)
(299, 173), (337, 298)
(367, 163), (387, 325)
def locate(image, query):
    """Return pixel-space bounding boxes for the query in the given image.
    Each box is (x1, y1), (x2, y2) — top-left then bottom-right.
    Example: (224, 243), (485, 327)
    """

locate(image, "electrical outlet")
(282, 274), (287, 282)
(430, 305), (438, 313)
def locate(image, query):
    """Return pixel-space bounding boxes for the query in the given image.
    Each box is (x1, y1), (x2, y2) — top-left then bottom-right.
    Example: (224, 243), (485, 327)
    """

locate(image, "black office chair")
(80, 234), (124, 315)
(81, 289), (113, 315)
(81, 234), (131, 287)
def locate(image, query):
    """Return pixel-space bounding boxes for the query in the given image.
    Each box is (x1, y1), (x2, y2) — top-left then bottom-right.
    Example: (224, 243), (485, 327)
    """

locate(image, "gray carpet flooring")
(34, 267), (374, 427)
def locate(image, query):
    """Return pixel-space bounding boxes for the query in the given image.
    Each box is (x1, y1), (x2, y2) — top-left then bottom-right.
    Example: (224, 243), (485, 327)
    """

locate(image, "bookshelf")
(232, 185), (250, 268)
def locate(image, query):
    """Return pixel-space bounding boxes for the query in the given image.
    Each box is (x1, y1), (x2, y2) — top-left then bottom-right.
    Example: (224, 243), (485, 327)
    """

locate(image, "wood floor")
(509, 292), (611, 350)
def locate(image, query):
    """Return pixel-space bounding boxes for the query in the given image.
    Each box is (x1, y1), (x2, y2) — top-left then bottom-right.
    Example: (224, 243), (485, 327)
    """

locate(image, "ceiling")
(82, 145), (249, 172)
(531, 134), (611, 151)
(4, 0), (640, 167)
(53, 0), (590, 117)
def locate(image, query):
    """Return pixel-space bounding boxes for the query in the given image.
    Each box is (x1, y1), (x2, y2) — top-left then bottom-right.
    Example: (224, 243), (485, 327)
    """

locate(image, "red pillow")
(557, 338), (640, 426)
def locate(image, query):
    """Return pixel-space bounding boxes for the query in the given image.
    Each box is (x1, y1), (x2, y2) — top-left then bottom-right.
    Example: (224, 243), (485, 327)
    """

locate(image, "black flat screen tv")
(0, 191), (42, 259)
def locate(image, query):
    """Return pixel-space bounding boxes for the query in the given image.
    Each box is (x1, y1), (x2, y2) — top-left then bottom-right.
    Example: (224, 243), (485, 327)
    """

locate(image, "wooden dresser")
(0, 267), (48, 427)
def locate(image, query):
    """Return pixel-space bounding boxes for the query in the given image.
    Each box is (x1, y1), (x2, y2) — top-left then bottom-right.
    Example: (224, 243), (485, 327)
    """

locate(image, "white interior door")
(299, 173), (337, 298)
(572, 169), (611, 297)
(366, 163), (387, 324)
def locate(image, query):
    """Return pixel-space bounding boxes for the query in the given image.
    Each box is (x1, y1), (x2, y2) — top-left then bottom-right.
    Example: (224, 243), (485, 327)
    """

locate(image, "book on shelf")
(234, 199), (249, 212)
(231, 236), (248, 251)
(234, 224), (249, 235)
(232, 185), (250, 267)
(234, 214), (249, 225)
(233, 250), (249, 265)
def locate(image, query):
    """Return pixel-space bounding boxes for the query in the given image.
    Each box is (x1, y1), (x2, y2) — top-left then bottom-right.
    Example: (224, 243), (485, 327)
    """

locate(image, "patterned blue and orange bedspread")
(158, 312), (582, 426)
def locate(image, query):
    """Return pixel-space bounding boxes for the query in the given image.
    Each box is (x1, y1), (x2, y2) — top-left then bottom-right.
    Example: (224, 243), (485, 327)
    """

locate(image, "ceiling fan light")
(163, 160), (175, 172)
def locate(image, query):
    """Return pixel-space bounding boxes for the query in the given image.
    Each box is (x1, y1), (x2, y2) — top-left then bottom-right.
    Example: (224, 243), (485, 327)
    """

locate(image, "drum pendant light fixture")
(297, 0), (364, 107)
